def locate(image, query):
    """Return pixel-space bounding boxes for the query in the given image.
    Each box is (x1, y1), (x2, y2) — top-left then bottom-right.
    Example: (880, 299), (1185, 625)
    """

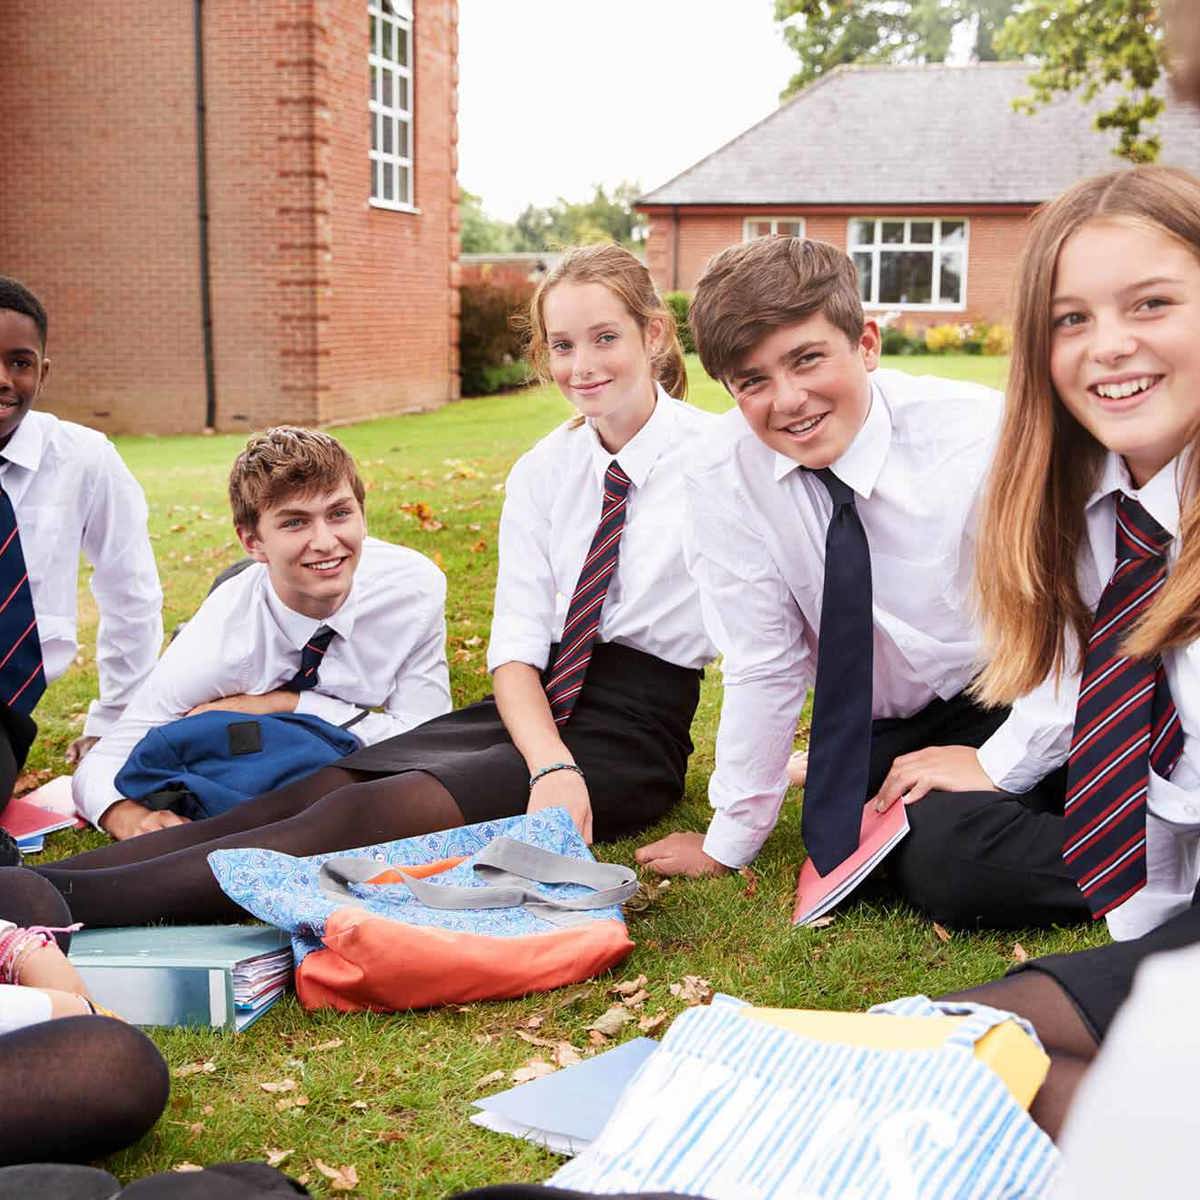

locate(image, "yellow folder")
(740, 1007), (1050, 1111)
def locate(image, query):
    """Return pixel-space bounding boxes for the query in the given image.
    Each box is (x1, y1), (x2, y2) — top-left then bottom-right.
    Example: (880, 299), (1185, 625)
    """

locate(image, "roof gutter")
(193, 0), (217, 431)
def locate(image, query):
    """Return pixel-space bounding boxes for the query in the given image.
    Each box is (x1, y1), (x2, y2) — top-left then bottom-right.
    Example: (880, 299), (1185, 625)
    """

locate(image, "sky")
(456, 0), (797, 220)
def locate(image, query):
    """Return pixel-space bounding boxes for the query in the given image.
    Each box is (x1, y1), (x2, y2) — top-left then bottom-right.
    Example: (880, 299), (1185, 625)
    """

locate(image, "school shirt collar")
(771, 377), (891, 499)
(585, 382), (674, 489)
(1088, 450), (1182, 540)
(263, 564), (361, 649)
(0, 412), (48, 473)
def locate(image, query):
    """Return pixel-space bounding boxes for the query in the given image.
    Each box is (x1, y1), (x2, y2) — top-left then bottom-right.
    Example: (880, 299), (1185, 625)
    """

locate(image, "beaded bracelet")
(0, 922), (82, 985)
(528, 761), (584, 790)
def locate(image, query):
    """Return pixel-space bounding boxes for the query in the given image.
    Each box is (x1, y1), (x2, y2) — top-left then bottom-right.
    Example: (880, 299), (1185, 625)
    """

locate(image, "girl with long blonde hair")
(38, 245), (718, 925)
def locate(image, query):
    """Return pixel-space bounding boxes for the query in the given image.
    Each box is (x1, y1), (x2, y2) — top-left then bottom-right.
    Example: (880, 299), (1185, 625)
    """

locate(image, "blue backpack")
(115, 710), (362, 820)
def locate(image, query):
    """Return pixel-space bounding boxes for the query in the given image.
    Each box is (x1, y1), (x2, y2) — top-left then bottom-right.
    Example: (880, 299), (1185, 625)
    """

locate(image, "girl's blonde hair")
(524, 243), (688, 407)
(974, 165), (1200, 707)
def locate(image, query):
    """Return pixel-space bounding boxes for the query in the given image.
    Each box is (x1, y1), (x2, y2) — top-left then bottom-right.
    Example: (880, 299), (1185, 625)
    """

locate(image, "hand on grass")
(526, 769), (593, 844)
(100, 799), (191, 841)
(787, 750), (808, 787)
(635, 831), (730, 878)
(872, 745), (997, 813)
(65, 736), (99, 766)
(187, 690), (298, 718)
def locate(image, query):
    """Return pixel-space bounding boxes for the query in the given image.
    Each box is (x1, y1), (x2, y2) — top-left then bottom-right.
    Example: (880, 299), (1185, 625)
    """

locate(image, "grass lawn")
(33, 351), (1095, 1196)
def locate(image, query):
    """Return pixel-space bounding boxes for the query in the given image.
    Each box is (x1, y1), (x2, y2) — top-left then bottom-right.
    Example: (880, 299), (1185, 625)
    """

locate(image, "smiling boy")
(73, 427), (451, 838)
(0, 276), (162, 805)
(635, 238), (1081, 928)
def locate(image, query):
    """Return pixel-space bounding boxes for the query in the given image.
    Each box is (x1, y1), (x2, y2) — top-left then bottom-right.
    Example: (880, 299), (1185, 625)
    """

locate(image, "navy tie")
(0, 483), (45, 717)
(802, 467), (874, 876)
(284, 625), (336, 693)
(544, 460), (633, 726)
(1064, 494), (1184, 919)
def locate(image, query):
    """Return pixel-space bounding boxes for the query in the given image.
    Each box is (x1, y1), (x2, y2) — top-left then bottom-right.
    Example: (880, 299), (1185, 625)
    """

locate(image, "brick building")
(0, 0), (459, 434)
(638, 64), (1200, 329)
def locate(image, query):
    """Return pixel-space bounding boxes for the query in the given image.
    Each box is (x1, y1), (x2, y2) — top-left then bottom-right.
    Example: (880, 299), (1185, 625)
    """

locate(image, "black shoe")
(0, 829), (22, 867)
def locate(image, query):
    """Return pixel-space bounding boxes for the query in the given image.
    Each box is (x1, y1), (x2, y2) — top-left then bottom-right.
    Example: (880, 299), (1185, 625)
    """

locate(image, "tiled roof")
(639, 63), (1200, 207)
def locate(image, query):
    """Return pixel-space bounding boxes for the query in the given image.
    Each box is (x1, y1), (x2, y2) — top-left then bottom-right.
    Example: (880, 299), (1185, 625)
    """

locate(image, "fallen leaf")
(1011, 942), (1029, 964)
(433, 551), (445, 569)
(638, 1010), (670, 1035)
(349, 1100), (369, 1110)
(739, 865), (759, 898)
(313, 1160), (359, 1192)
(276, 1094), (310, 1111)
(809, 915), (836, 929)
(265, 1148), (293, 1168)
(510, 1058), (557, 1084)
(172, 1163), (203, 1173)
(173, 1060), (216, 1078)
(516, 1029), (558, 1048)
(259, 1078), (297, 1094)
(201, 1105), (214, 1116)
(470, 538), (487, 553)
(587, 1029), (609, 1047)
(932, 922), (952, 944)
(669, 976), (713, 1006)
(169, 523), (187, 533)
(309, 1038), (344, 1053)
(587, 1004), (635, 1039)
(554, 1042), (583, 1067)
(610, 974), (648, 997)
(463, 635), (483, 648)
(474, 1069), (506, 1089)
(523, 1014), (545, 1030)
(619, 989), (650, 1009)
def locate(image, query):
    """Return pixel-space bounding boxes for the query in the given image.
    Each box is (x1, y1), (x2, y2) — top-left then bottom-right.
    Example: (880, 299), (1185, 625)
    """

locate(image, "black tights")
(0, 866), (74, 951)
(943, 969), (1100, 1140)
(38, 768), (464, 926)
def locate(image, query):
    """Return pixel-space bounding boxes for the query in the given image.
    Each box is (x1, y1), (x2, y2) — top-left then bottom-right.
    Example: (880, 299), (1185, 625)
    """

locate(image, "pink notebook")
(792, 800), (910, 926)
(1, 793), (81, 840)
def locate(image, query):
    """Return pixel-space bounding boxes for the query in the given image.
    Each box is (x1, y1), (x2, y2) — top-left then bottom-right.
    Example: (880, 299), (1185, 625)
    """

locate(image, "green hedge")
(459, 280), (536, 396)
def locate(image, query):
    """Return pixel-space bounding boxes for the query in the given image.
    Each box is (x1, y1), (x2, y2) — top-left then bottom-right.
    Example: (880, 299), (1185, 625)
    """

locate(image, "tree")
(774, 0), (1018, 97)
(459, 190), (514, 254)
(511, 182), (646, 252)
(996, 0), (1163, 163)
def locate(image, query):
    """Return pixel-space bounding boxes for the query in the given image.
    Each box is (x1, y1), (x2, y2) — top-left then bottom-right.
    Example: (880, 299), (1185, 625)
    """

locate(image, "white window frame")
(369, 0), (415, 213)
(742, 216), (807, 240)
(847, 217), (969, 311)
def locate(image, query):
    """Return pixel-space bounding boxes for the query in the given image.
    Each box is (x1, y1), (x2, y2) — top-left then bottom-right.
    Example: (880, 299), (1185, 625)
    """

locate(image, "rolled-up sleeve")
(976, 668), (1077, 794)
(685, 469), (814, 868)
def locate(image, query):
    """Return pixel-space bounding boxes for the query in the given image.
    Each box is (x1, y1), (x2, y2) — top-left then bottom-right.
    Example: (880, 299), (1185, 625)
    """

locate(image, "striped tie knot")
(543, 459), (633, 727)
(1063, 491), (1183, 919)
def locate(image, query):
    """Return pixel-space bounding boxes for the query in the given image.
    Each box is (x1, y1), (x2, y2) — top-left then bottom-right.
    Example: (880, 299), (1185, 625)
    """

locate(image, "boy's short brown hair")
(689, 237), (865, 384)
(228, 426), (366, 531)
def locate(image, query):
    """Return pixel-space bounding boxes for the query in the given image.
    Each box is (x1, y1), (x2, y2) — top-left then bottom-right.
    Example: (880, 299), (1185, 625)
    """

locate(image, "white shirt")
(1053, 941), (1200, 1200)
(73, 536), (450, 827)
(0, 983), (52, 1035)
(686, 368), (1004, 868)
(487, 386), (718, 674)
(1, 411), (162, 737)
(977, 452), (1200, 939)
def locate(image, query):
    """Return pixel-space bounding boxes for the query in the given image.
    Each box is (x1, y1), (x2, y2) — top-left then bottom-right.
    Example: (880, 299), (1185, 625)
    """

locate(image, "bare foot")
(787, 750), (808, 787)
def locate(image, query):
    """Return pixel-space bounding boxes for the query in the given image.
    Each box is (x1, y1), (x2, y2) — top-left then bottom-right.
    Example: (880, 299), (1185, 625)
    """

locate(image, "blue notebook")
(471, 1037), (658, 1156)
(70, 924), (293, 1032)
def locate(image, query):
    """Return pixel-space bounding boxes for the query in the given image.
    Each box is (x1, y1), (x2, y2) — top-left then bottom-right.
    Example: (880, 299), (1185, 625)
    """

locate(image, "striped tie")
(0, 483), (45, 717)
(543, 460), (633, 726)
(284, 625), (336, 693)
(1063, 493), (1184, 920)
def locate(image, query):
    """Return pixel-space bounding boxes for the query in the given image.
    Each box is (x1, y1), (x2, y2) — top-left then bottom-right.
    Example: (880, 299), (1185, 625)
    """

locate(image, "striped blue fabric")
(551, 997), (1059, 1199)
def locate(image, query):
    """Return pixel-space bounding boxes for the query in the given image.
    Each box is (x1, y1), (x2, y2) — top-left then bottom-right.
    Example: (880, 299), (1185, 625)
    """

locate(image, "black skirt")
(1015, 898), (1200, 1039)
(338, 641), (701, 843)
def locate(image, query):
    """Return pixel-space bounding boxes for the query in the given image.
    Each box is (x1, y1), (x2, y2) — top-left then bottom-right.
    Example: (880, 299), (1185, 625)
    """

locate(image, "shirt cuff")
(702, 809), (775, 870)
(486, 634), (551, 674)
(83, 699), (122, 740)
(293, 691), (363, 731)
(975, 725), (1037, 794)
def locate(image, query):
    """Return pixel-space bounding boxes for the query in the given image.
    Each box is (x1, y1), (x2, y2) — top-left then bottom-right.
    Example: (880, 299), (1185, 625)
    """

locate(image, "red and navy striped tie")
(0, 484), (45, 717)
(284, 625), (336, 693)
(543, 460), (632, 726)
(1064, 493), (1184, 919)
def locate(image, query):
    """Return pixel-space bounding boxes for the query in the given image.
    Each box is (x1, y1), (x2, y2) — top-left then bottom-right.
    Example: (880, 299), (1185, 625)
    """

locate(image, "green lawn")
(34, 351), (1094, 1197)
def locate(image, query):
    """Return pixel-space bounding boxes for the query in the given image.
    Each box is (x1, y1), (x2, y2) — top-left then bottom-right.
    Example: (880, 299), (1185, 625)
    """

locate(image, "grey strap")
(318, 837), (637, 928)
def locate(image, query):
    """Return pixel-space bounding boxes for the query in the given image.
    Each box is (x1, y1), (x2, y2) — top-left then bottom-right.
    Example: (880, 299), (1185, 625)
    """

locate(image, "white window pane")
(370, 13), (377, 55)
(397, 120), (409, 159)
(849, 219), (874, 246)
(881, 221), (905, 244)
(381, 20), (393, 60)
(746, 220), (771, 239)
(371, 157), (381, 200)
(941, 220), (966, 246)
(879, 251), (933, 304)
(381, 70), (393, 108)
(371, 112), (379, 151)
(382, 116), (394, 154)
(852, 251), (873, 302)
(382, 161), (394, 202)
(779, 221), (803, 237)
(397, 164), (411, 205)
(939, 251), (964, 304)
(910, 221), (934, 244)
(397, 74), (409, 111)
(370, 65), (378, 102)
(396, 27), (409, 67)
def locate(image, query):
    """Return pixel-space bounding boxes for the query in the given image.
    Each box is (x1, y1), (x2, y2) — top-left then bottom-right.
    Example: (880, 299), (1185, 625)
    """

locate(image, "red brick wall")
(0, 0), (458, 435)
(0, 3), (206, 432)
(643, 207), (1031, 328)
